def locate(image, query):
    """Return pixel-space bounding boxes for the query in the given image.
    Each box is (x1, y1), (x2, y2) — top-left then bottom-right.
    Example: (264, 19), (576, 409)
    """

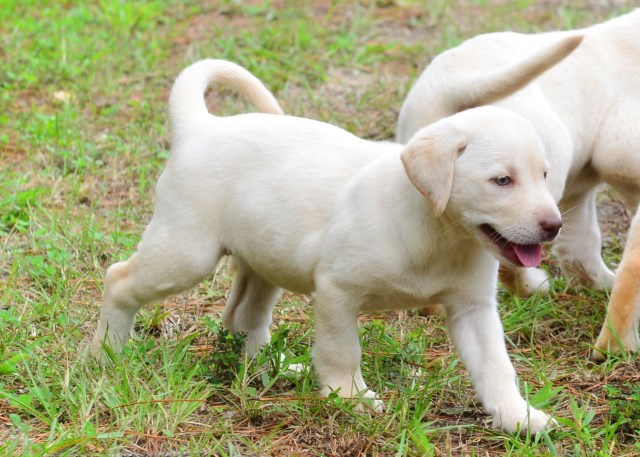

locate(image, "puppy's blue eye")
(494, 176), (512, 186)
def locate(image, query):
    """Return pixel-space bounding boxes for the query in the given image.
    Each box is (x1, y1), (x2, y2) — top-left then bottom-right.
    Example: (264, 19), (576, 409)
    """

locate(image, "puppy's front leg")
(312, 281), (382, 411)
(445, 302), (554, 433)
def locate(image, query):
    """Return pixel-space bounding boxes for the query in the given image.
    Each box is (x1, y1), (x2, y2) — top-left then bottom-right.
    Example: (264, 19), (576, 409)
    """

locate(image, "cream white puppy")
(92, 59), (562, 433)
(397, 11), (640, 358)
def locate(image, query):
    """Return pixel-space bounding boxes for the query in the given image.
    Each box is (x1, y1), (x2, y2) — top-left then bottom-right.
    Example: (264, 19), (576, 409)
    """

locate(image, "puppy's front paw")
(493, 405), (555, 434)
(517, 268), (550, 296)
(322, 385), (384, 413)
(353, 390), (384, 413)
(592, 326), (639, 361)
(590, 268), (615, 291)
(500, 267), (549, 297)
(561, 259), (614, 291)
(283, 361), (309, 376)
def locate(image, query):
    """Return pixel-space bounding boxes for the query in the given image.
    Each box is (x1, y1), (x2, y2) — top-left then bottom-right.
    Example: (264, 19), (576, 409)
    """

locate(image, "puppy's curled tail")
(447, 33), (584, 111)
(169, 59), (283, 137)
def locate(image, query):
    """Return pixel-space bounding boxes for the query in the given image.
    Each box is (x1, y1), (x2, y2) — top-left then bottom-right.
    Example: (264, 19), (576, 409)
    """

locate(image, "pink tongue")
(513, 244), (543, 267)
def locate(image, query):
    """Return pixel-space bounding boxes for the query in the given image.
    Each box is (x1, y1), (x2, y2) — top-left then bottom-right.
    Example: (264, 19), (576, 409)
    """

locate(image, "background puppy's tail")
(448, 33), (583, 111)
(169, 59), (283, 134)
(397, 33), (583, 143)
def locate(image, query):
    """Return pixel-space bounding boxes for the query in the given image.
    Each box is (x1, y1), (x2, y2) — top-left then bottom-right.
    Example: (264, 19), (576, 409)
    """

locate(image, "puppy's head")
(401, 106), (561, 268)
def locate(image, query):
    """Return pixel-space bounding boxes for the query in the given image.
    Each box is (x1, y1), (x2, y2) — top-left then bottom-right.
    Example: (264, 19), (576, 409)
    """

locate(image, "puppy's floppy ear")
(400, 123), (467, 216)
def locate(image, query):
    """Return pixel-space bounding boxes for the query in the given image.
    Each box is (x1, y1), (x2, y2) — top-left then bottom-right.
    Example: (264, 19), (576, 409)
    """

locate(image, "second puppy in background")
(397, 10), (640, 358)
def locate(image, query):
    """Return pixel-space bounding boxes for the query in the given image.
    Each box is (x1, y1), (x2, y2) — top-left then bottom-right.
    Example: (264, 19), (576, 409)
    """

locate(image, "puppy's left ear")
(400, 124), (467, 216)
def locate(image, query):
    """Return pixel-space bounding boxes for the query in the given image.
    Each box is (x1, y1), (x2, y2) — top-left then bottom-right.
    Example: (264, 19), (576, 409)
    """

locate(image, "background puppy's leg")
(445, 302), (553, 433)
(312, 280), (381, 411)
(417, 304), (444, 316)
(91, 218), (223, 357)
(221, 259), (282, 358)
(593, 205), (640, 359)
(553, 190), (615, 290)
(499, 265), (550, 297)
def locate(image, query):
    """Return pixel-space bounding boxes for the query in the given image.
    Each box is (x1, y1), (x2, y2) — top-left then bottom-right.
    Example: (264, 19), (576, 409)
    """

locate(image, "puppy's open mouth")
(480, 224), (543, 268)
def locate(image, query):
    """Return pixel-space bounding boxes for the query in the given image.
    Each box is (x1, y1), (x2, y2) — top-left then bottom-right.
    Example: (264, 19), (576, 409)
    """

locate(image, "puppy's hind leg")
(312, 277), (381, 411)
(91, 220), (224, 358)
(221, 259), (282, 358)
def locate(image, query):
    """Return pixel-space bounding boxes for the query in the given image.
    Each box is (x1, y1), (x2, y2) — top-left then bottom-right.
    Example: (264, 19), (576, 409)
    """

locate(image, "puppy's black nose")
(540, 217), (562, 240)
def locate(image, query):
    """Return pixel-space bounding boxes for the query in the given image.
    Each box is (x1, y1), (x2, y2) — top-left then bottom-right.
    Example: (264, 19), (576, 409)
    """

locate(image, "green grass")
(2, 0), (639, 455)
